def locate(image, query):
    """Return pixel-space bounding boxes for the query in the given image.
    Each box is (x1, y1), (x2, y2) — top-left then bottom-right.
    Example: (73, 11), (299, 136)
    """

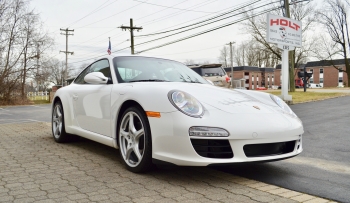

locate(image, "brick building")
(303, 59), (348, 87)
(223, 59), (348, 89)
(273, 59), (348, 87)
(225, 67), (275, 90)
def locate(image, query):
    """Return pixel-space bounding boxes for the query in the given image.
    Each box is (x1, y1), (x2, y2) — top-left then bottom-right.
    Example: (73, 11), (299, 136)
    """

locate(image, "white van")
(308, 83), (323, 88)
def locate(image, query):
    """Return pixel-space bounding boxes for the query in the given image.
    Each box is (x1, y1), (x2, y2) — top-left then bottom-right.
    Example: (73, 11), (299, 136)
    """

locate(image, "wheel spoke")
(120, 128), (129, 138)
(58, 123), (62, 135)
(125, 146), (133, 161)
(55, 125), (60, 136)
(133, 144), (142, 161)
(56, 107), (62, 117)
(134, 129), (144, 141)
(53, 117), (59, 122)
(128, 113), (137, 134)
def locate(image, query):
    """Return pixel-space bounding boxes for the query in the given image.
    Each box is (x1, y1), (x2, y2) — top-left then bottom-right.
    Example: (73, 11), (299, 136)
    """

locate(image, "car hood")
(175, 84), (275, 114)
(129, 82), (277, 114)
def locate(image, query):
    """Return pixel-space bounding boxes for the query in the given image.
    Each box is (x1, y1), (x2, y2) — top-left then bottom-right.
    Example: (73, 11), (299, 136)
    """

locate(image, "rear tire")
(118, 106), (153, 173)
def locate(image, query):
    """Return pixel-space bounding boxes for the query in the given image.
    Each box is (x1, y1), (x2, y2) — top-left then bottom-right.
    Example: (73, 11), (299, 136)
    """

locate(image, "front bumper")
(148, 109), (303, 166)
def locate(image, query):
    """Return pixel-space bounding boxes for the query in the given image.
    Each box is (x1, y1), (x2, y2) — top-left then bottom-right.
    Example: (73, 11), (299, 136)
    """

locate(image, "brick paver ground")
(0, 122), (333, 203)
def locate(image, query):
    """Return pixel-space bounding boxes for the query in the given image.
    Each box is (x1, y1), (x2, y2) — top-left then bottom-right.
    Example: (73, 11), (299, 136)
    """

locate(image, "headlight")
(270, 94), (297, 117)
(168, 90), (204, 118)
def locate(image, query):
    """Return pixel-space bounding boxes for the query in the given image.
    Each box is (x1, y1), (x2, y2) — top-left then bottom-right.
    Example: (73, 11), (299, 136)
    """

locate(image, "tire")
(52, 101), (79, 143)
(118, 106), (153, 173)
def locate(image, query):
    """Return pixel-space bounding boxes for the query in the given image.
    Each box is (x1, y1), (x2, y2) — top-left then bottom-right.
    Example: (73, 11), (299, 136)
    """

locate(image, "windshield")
(113, 56), (208, 84)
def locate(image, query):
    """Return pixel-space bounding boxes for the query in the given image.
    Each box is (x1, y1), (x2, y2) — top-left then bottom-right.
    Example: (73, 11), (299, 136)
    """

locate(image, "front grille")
(243, 141), (296, 157)
(190, 139), (233, 159)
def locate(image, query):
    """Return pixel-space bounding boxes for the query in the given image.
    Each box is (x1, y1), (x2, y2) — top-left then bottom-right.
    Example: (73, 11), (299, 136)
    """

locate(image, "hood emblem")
(253, 106), (260, 110)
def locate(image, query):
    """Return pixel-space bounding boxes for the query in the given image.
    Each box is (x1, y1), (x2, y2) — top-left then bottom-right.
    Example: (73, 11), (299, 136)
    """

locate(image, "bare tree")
(316, 0), (350, 86)
(0, 0), (54, 104)
(217, 46), (230, 67)
(234, 40), (279, 67)
(184, 59), (196, 65)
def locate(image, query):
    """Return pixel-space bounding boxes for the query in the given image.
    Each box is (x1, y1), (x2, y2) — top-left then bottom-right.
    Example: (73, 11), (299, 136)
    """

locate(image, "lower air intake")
(243, 141), (296, 157)
(190, 139), (233, 159)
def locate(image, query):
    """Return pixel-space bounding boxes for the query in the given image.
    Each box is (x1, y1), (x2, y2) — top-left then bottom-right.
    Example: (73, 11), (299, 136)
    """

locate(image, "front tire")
(52, 101), (78, 143)
(118, 106), (153, 173)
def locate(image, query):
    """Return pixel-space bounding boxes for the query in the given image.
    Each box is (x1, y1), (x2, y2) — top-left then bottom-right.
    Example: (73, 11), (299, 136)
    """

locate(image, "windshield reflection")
(113, 56), (208, 84)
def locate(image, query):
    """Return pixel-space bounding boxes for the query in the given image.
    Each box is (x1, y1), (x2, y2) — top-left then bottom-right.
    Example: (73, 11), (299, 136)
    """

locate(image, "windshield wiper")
(128, 79), (168, 82)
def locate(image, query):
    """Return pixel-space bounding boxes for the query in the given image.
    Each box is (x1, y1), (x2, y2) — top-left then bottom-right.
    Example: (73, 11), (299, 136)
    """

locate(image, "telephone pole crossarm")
(119, 18), (143, 54)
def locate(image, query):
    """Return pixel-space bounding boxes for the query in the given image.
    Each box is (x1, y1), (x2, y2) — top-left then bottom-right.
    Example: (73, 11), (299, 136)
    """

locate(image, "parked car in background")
(307, 83), (323, 88)
(187, 64), (230, 87)
(256, 87), (267, 90)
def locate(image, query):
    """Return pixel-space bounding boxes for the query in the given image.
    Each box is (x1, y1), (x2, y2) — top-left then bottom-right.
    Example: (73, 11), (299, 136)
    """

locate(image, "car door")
(73, 59), (113, 137)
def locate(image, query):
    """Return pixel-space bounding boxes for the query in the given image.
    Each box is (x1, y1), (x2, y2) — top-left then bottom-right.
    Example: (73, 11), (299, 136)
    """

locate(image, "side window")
(74, 65), (91, 84)
(90, 59), (111, 78)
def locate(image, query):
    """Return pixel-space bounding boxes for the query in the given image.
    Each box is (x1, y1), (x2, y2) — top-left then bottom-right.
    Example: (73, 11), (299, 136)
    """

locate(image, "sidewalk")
(0, 122), (334, 203)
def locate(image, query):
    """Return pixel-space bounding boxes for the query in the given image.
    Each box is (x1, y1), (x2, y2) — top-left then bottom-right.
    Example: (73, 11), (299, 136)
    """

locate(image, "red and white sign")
(266, 14), (302, 47)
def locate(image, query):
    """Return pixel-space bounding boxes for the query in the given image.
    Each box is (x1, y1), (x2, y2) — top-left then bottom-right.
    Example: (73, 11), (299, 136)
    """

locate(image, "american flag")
(107, 38), (111, 55)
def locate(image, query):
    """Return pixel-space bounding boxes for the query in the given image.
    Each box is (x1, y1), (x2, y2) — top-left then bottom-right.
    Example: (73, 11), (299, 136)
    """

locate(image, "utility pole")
(226, 41), (235, 88)
(120, 19), (142, 54)
(35, 41), (43, 91)
(60, 28), (74, 86)
(283, 0), (295, 92)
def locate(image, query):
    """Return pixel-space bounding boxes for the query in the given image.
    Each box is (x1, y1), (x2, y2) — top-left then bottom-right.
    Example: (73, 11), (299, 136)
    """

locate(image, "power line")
(151, 45), (223, 56)
(135, 0), (262, 38)
(135, 1), (260, 39)
(75, 1), (147, 29)
(133, 0), (189, 22)
(67, 46), (130, 65)
(137, 7), (279, 54)
(65, 0), (214, 56)
(66, 0), (119, 28)
(140, 0), (216, 26)
(132, 0), (216, 14)
(69, 39), (129, 60)
(134, 0), (277, 47)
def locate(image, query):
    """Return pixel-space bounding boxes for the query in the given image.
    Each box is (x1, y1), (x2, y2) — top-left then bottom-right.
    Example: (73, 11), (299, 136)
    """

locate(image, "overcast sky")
(28, 0), (317, 69)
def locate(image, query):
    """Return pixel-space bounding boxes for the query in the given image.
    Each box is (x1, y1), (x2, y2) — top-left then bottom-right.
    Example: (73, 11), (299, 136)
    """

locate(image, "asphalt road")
(215, 95), (350, 203)
(0, 104), (51, 124)
(1, 96), (350, 202)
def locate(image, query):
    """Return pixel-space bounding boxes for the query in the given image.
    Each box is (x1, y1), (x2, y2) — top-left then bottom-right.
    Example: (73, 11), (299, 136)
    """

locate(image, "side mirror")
(84, 72), (111, 84)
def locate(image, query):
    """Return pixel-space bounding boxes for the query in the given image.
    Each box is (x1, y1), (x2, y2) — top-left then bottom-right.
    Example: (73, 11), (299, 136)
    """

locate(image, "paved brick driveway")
(0, 122), (331, 203)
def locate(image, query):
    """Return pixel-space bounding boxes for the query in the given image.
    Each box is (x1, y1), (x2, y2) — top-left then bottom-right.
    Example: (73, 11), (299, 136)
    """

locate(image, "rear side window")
(191, 67), (202, 75)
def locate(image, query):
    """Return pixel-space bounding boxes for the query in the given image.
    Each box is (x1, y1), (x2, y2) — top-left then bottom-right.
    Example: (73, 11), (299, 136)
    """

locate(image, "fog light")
(189, 127), (229, 137)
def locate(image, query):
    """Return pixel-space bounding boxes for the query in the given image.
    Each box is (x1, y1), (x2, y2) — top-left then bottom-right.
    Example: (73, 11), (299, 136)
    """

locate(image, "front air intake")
(243, 141), (296, 157)
(190, 139), (233, 159)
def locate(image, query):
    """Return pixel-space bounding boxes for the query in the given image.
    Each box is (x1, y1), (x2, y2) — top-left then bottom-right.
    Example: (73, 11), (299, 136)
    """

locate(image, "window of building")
(320, 68), (323, 73)
(339, 77), (343, 82)
(310, 78), (314, 83)
(339, 68), (343, 72)
(244, 72), (249, 76)
(320, 78), (324, 83)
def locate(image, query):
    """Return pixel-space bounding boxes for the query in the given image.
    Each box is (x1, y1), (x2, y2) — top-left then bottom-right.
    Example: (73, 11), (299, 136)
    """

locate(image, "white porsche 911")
(51, 55), (303, 173)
